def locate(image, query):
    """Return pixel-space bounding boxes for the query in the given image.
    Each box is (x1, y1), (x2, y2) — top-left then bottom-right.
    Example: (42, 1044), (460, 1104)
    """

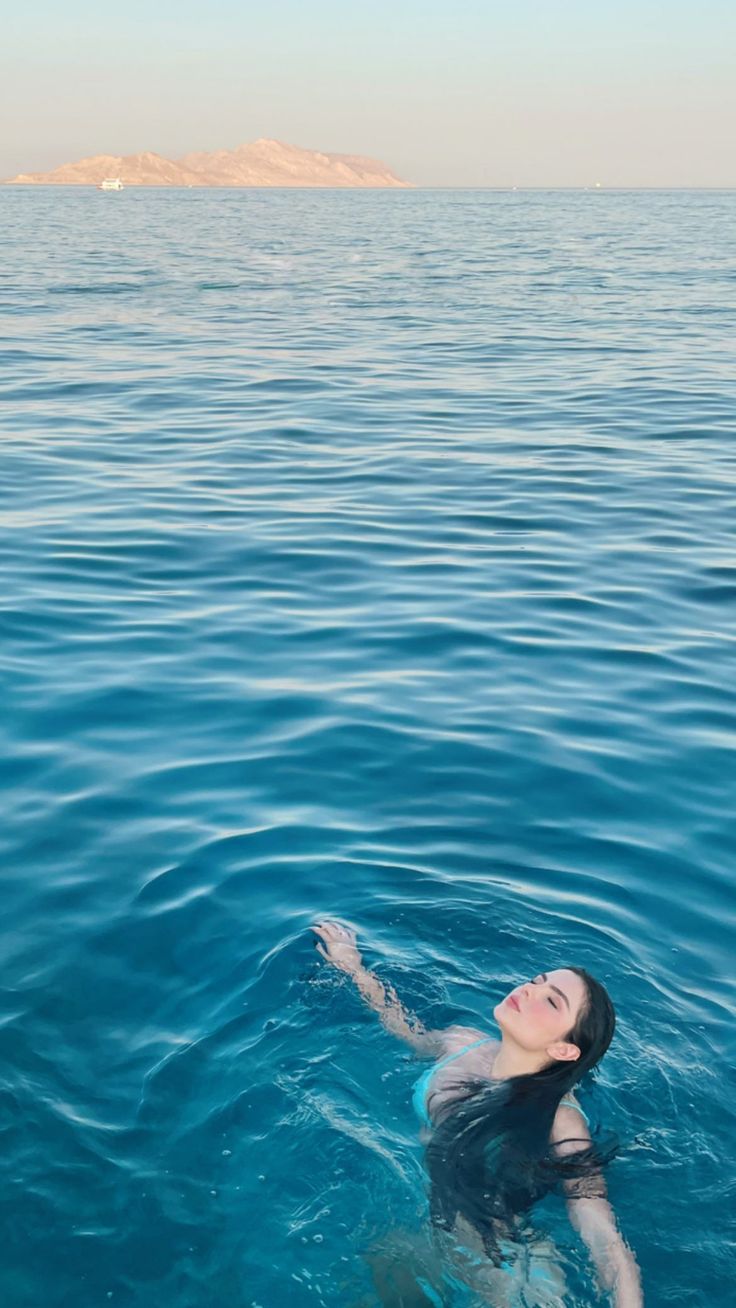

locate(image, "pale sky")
(3, 0), (735, 186)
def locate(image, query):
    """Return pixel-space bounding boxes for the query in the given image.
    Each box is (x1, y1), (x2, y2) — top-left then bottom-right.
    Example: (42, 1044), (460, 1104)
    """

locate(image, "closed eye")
(531, 976), (558, 1009)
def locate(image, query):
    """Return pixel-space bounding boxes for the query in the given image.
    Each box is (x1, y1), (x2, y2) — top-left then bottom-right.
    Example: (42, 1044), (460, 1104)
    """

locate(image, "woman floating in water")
(312, 920), (643, 1307)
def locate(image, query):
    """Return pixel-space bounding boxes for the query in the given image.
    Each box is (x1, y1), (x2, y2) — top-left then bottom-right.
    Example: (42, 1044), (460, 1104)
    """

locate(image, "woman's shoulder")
(550, 1093), (591, 1149)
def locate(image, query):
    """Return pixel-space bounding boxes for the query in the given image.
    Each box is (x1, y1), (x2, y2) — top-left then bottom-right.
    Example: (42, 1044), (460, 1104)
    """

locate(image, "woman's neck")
(490, 1037), (549, 1081)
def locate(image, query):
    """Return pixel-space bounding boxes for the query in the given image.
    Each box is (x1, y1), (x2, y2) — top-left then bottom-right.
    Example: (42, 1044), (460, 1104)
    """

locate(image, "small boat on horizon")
(98, 177), (124, 191)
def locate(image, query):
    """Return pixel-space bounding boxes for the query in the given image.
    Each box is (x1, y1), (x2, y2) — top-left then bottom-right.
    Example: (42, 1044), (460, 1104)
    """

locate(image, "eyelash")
(531, 977), (558, 1009)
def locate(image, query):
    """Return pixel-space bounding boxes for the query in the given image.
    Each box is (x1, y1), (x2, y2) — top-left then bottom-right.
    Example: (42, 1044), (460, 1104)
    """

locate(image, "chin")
(493, 1001), (509, 1027)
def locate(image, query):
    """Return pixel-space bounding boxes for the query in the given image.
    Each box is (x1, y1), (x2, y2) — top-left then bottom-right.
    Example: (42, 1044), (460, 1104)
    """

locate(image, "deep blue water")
(1, 186), (734, 1308)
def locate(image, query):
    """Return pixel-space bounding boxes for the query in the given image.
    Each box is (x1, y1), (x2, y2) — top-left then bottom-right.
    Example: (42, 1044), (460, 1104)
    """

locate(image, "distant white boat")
(98, 177), (124, 191)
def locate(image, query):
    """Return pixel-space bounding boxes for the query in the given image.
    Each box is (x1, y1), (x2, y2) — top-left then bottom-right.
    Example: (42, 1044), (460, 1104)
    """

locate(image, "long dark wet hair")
(426, 966), (616, 1257)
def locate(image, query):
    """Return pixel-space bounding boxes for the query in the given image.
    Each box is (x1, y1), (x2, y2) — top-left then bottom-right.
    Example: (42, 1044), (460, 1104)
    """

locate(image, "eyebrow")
(540, 972), (570, 1010)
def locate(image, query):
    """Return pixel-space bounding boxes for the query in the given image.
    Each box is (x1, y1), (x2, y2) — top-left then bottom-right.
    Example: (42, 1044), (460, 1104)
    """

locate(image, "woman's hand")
(310, 921), (437, 1052)
(311, 920), (362, 975)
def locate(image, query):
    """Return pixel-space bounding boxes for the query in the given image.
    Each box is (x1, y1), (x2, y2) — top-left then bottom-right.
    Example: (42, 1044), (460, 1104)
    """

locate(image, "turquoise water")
(1, 186), (734, 1307)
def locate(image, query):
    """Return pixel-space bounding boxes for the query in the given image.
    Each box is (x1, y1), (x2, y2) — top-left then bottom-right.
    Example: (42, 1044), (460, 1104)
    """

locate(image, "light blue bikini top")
(412, 1036), (591, 1131)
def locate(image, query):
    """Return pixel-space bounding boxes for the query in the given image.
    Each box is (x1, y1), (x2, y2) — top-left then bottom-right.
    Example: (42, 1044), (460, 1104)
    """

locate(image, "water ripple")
(0, 187), (734, 1308)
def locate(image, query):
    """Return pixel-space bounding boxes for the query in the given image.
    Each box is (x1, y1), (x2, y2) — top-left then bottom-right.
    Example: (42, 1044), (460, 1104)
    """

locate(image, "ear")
(546, 1041), (581, 1064)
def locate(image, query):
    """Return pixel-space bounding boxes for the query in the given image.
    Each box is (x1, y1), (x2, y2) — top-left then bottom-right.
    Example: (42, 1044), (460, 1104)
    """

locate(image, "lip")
(506, 994), (520, 1011)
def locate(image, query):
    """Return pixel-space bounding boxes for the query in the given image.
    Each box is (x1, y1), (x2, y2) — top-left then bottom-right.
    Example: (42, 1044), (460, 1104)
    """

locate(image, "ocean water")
(0, 186), (734, 1308)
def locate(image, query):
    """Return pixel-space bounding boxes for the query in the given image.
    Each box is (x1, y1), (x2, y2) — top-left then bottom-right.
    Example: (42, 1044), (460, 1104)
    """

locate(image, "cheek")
(517, 1007), (553, 1048)
(529, 1002), (558, 1031)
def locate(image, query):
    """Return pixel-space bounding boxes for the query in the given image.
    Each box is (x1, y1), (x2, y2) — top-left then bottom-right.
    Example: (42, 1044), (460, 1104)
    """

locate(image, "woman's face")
(493, 969), (588, 1058)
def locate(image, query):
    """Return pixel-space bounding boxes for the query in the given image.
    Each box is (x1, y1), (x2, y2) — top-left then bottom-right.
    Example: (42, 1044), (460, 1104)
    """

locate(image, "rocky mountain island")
(5, 138), (410, 188)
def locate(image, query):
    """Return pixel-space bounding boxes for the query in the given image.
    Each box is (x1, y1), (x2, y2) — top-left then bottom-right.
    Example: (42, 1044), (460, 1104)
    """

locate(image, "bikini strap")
(558, 1094), (590, 1127)
(431, 1035), (496, 1075)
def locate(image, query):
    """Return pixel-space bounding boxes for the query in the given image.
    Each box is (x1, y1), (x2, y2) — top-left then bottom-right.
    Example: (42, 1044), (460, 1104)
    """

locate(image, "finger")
(334, 920), (356, 937)
(313, 921), (338, 938)
(313, 920), (335, 935)
(315, 943), (329, 960)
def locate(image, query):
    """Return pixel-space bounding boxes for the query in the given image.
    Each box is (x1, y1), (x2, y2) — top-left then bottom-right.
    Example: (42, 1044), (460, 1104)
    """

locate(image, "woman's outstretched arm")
(567, 1194), (643, 1308)
(552, 1110), (643, 1308)
(311, 920), (442, 1055)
